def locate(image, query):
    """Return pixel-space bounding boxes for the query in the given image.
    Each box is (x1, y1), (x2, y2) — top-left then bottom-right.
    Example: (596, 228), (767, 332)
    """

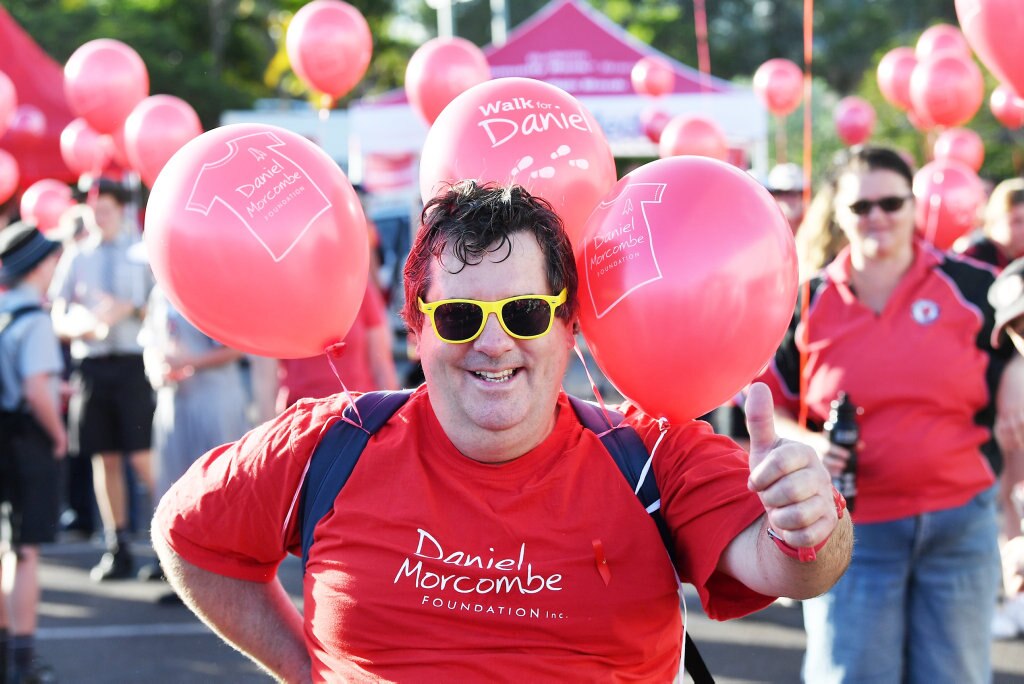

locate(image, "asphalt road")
(30, 534), (1024, 684)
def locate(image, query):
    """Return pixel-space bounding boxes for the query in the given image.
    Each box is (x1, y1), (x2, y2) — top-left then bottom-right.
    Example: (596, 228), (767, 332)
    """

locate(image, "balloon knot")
(325, 341), (347, 358)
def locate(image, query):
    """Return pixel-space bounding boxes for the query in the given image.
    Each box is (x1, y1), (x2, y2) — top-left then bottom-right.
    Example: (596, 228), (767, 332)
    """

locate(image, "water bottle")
(824, 392), (859, 513)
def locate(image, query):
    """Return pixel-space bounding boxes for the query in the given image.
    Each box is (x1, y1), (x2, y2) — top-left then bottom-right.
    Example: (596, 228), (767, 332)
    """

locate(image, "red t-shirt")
(758, 241), (1011, 524)
(277, 283), (388, 406)
(157, 388), (770, 682)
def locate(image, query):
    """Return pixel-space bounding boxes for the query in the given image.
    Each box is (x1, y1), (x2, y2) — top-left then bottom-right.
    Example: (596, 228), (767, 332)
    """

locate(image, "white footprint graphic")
(569, 159), (589, 169)
(550, 145), (571, 160)
(510, 156), (534, 177)
(529, 167), (556, 179)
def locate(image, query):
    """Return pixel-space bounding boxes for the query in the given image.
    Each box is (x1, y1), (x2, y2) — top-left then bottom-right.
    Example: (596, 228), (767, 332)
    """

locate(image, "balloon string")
(692, 0), (711, 93)
(775, 115), (788, 164)
(924, 169), (944, 246)
(796, 0), (813, 430)
(325, 342), (367, 431)
(572, 340), (616, 431)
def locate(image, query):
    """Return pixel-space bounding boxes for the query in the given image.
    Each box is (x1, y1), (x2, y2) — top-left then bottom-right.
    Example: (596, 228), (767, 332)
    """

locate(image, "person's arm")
(22, 373), (67, 458)
(153, 531), (311, 683)
(162, 346), (245, 383)
(717, 383), (853, 599)
(995, 354), (1024, 539)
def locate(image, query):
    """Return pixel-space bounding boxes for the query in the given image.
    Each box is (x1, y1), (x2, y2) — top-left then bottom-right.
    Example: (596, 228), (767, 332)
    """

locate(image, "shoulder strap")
(0, 305), (44, 407)
(566, 396), (672, 550)
(566, 396), (713, 684)
(298, 390), (413, 571)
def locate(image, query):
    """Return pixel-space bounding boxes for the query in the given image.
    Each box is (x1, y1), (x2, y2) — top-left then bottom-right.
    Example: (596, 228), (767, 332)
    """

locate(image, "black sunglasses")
(847, 195), (912, 216)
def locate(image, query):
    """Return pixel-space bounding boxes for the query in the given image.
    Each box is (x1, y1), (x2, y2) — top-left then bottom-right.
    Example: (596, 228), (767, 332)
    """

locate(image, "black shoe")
(89, 547), (133, 582)
(136, 562), (166, 582)
(10, 659), (57, 684)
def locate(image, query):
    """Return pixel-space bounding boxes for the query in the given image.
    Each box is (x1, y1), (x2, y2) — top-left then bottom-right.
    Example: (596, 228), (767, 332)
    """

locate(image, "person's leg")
(89, 452), (134, 581)
(906, 487), (1001, 684)
(802, 516), (915, 684)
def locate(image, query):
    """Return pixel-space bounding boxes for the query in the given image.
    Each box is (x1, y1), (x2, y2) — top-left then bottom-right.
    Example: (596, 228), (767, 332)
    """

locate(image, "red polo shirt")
(758, 240), (1012, 524)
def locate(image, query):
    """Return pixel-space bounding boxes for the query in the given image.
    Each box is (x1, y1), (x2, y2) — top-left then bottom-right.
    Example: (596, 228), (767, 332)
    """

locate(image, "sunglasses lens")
(877, 196), (907, 212)
(433, 302), (483, 342)
(849, 200), (872, 215)
(502, 298), (552, 337)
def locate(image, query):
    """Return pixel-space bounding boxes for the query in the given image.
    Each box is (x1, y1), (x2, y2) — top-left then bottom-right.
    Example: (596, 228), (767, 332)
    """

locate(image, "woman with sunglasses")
(758, 145), (1024, 682)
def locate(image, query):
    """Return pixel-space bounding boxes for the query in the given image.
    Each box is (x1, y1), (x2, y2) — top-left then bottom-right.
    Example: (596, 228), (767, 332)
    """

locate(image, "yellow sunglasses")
(418, 288), (567, 344)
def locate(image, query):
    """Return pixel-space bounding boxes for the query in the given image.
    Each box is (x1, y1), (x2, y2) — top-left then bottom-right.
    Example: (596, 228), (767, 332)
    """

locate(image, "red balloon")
(990, 84), (1024, 129)
(0, 70), (16, 139)
(286, 0), (372, 101)
(631, 56), (675, 98)
(877, 47), (918, 112)
(639, 107), (671, 144)
(144, 123), (369, 358)
(405, 37), (491, 125)
(0, 149), (19, 204)
(933, 127), (984, 171)
(909, 51), (984, 127)
(915, 24), (972, 60)
(64, 39), (149, 134)
(575, 156), (797, 422)
(956, 0), (1024, 98)
(60, 118), (109, 178)
(124, 95), (203, 188)
(913, 159), (986, 250)
(752, 59), (803, 117)
(658, 115), (728, 161)
(2, 104), (46, 148)
(907, 107), (938, 132)
(20, 179), (74, 233)
(108, 124), (132, 169)
(419, 77), (616, 248)
(834, 96), (876, 146)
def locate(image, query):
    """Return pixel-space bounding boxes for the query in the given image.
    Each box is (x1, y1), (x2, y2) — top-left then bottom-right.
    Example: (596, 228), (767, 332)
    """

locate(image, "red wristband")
(767, 486), (847, 563)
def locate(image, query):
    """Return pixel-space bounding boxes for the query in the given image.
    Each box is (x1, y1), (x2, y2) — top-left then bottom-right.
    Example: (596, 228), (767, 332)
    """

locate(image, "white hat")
(767, 163), (805, 193)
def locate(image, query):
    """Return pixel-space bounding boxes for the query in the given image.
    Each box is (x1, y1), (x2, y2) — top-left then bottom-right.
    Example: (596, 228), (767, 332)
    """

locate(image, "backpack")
(0, 304), (43, 414)
(298, 390), (714, 683)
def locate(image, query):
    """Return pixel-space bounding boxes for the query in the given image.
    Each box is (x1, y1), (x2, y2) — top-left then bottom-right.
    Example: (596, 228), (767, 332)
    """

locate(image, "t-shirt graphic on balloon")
(583, 183), (665, 318)
(186, 131), (332, 262)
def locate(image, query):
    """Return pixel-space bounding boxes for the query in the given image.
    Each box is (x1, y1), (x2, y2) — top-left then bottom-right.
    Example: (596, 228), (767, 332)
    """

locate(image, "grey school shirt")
(49, 233), (154, 360)
(0, 284), (63, 412)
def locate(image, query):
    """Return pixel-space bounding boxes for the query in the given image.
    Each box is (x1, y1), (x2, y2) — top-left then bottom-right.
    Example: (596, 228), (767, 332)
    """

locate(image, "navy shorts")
(69, 355), (155, 457)
(0, 414), (61, 546)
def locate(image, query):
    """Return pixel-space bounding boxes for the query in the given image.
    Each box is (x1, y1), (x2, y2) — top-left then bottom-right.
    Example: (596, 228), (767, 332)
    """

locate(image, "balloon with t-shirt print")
(144, 123), (368, 358)
(575, 156), (798, 423)
(419, 77), (617, 248)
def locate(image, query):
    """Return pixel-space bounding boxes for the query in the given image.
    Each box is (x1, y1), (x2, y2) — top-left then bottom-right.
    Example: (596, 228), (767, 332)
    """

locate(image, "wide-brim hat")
(0, 221), (61, 287)
(989, 257), (1024, 347)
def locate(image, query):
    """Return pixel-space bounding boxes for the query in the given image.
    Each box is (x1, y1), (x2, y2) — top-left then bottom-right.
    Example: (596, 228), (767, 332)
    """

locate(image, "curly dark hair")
(402, 181), (578, 332)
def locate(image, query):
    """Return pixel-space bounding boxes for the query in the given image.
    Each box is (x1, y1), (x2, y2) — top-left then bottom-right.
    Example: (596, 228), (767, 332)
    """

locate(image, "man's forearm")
(152, 530), (311, 683)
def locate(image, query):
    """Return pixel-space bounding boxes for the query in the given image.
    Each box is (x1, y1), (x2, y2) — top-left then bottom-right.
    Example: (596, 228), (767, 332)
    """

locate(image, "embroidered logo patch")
(911, 298), (940, 325)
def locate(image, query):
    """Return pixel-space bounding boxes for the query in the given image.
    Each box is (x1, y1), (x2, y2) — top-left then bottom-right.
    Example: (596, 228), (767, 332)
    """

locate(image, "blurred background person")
(49, 178), (155, 582)
(0, 223), (65, 684)
(988, 257), (1024, 640)
(275, 280), (400, 412)
(758, 145), (1024, 681)
(137, 285), (250, 586)
(795, 182), (848, 282)
(767, 162), (806, 234)
(957, 177), (1024, 270)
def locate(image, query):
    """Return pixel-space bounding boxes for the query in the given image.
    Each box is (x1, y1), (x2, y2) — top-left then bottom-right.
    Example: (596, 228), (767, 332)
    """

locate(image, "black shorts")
(69, 354), (155, 457)
(0, 414), (61, 546)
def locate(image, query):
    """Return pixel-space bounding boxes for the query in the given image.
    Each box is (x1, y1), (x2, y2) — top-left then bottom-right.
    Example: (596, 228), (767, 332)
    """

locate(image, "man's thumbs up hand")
(745, 383), (839, 555)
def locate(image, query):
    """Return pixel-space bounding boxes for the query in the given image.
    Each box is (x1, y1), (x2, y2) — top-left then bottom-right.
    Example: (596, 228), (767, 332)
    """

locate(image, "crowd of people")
(1, 142), (1023, 682)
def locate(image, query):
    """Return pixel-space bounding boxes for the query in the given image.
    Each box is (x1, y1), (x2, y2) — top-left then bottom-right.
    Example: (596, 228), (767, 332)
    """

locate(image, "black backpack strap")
(298, 390), (413, 571)
(567, 395), (714, 684)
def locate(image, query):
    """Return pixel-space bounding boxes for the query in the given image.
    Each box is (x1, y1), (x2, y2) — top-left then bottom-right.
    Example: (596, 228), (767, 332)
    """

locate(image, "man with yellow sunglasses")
(154, 181), (851, 682)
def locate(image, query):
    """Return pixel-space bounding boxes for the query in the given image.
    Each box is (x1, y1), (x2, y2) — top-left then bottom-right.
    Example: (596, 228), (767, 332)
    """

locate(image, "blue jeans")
(802, 487), (1000, 684)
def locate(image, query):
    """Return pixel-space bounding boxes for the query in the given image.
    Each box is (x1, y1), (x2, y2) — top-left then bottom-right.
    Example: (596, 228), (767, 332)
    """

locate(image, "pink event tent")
(0, 6), (76, 192)
(349, 0), (767, 189)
